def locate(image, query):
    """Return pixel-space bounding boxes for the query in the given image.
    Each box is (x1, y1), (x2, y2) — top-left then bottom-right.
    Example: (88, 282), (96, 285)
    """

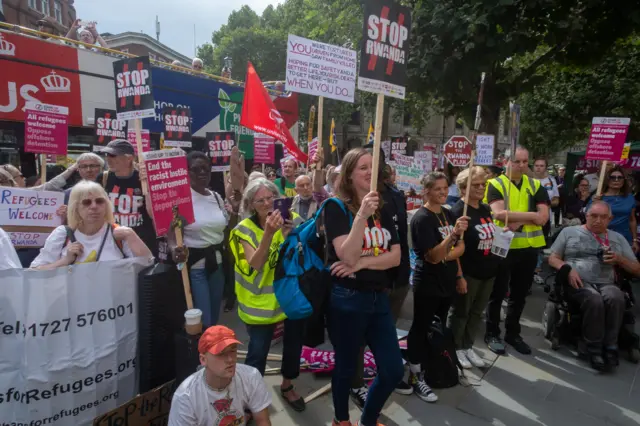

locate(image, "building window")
(28, 0), (37, 10)
(54, 1), (62, 24)
(39, 0), (49, 14)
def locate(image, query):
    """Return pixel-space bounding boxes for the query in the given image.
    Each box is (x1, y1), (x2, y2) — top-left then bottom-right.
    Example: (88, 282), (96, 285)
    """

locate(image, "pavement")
(219, 281), (640, 426)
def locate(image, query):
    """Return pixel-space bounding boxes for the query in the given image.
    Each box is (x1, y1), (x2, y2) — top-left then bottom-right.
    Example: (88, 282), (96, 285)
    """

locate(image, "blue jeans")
(190, 267), (224, 327)
(245, 319), (305, 378)
(329, 286), (404, 426)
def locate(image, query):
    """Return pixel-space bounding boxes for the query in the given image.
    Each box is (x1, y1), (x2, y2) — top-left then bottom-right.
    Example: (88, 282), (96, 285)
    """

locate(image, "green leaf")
(219, 88), (232, 111)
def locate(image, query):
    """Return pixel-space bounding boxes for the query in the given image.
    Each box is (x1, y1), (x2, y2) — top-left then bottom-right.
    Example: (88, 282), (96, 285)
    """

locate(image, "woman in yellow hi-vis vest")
(229, 178), (307, 412)
(483, 146), (549, 356)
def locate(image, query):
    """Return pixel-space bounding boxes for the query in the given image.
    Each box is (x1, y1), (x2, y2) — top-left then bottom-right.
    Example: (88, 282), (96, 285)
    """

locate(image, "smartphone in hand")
(273, 198), (292, 221)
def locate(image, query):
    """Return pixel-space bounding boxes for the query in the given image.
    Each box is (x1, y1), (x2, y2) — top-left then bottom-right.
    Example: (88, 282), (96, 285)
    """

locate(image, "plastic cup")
(184, 309), (203, 335)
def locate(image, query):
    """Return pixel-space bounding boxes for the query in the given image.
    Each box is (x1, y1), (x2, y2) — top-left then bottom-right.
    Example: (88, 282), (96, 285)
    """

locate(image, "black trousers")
(485, 247), (539, 338)
(407, 286), (453, 365)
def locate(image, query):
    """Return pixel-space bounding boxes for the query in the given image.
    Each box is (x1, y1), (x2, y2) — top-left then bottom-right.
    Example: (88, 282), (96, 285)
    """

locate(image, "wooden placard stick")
(596, 160), (608, 197)
(304, 383), (332, 403)
(171, 206), (193, 310)
(370, 93), (385, 192)
(316, 96), (324, 172)
(134, 118), (149, 195)
(40, 154), (47, 185)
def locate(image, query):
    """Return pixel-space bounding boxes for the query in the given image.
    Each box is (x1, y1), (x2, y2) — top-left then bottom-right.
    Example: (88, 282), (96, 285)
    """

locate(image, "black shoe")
(485, 335), (506, 355)
(280, 385), (306, 412)
(349, 386), (368, 410)
(505, 335), (532, 355)
(224, 299), (235, 313)
(394, 380), (413, 395)
(590, 354), (606, 371)
(604, 350), (619, 367)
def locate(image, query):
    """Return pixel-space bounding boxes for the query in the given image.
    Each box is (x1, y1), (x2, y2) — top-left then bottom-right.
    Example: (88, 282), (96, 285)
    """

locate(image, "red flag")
(240, 62), (308, 163)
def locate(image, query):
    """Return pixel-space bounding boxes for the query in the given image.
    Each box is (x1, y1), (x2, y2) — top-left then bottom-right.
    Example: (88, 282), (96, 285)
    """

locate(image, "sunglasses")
(81, 197), (107, 207)
(609, 175), (625, 181)
(189, 165), (210, 174)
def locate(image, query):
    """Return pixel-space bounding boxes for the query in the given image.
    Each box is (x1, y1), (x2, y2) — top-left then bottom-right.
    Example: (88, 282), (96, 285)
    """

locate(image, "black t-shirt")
(450, 200), (501, 279)
(104, 170), (158, 255)
(324, 200), (399, 291)
(410, 206), (458, 296)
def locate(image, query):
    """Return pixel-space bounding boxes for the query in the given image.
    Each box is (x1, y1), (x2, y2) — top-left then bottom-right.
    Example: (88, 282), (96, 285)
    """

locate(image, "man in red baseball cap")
(168, 326), (272, 426)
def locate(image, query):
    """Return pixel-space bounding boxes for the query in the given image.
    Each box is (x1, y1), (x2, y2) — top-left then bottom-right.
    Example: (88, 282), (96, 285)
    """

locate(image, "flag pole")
(134, 118), (148, 195)
(40, 154), (47, 185)
(307, 105), (316, 170)
(371, 94), (385, 192)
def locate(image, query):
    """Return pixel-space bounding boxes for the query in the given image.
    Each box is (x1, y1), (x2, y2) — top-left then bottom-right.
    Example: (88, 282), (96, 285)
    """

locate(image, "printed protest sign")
(358, 0), (412, 99)
(585, 117), (631, 161)
(422, 144), (438, 170)
(127, 129), (151, 155)
(0, 187), (64, 227)
(395, 164), (423, 192)
(0, 258), (149, 425)
(391, 136), (407, 158)
(475, 134), (495, 165)
(393, 153), (413, 167)
(254, 134), (276, 164)
(286, 34), (357, 103)
(9, 230), (49, 248)
(113, 56), (155, 120)
(163, 106), (192, 148)
(93, 380), (176, 426)
(621, 142), (631, 161)
(414, 151), (433, 173)
(142, 149), (195, 237)
(24, 102), (69, 156)
(94, 108), (127, 151)
(207, 132), (236, 172)
(308, 137), (319, 162)
(443, 135), (472, 167)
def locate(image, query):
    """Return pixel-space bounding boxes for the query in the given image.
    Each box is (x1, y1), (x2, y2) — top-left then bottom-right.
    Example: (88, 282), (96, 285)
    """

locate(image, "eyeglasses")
(189, 165), (210, 174)
(253, 196), (275, 205)
(609, 175), (625, 181)
(81, 197), (107, 207)
(469, 182), (487, 189)
(79, 164), (101, 170)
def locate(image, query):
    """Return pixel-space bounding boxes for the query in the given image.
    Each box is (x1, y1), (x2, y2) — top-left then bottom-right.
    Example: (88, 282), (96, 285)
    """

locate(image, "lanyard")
(588, 227), (609, 248)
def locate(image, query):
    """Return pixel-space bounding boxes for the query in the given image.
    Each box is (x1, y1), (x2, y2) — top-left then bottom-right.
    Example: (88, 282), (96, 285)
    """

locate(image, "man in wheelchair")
(548, 201), (640, 370)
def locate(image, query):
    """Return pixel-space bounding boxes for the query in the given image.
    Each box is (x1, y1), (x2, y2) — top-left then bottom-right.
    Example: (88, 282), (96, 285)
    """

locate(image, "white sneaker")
(456, 350), (472, 369)
(466, 348), (486, 368)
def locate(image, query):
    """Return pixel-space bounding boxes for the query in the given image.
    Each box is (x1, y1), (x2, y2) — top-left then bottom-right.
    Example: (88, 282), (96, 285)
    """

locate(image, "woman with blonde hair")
(449, 167), (501, 369)
(31, 181), (151, 270)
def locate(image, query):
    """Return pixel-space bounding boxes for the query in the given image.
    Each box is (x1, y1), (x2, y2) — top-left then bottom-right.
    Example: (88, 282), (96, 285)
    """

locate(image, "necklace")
(204, 370), (232, 395)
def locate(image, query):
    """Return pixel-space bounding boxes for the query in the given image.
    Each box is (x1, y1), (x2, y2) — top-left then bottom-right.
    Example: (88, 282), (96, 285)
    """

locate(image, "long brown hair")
(336, 148), (380, 215)
(603, 166), (630, 196)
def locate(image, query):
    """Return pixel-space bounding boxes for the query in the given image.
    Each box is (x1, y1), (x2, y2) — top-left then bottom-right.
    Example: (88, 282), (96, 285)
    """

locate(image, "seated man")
(548, 201), (640, 370)
(168, 325), (272, 426)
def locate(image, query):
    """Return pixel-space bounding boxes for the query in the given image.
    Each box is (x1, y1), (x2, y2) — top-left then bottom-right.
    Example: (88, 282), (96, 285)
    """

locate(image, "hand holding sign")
(230, 146), (245, 192)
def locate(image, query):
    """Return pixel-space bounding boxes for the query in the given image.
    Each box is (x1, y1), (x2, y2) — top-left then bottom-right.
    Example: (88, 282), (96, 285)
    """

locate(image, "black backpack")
(423, 318), (462, 389)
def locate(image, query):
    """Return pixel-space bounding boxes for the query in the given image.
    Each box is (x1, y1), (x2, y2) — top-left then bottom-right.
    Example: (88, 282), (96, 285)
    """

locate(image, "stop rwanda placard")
(113, 56), (155, 121)
(162, 106), (192, 148)
(207, 132), (236, 172)
(358, 0), (412, 100)
(94, 108), (127, 150)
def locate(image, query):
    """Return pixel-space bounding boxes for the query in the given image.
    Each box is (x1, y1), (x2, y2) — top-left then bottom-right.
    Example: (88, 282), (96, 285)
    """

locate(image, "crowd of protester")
(2, 139), (640, 426)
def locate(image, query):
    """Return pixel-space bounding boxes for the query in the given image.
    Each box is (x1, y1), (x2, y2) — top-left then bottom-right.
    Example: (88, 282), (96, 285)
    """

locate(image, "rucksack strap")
(102, 171), (109, 188)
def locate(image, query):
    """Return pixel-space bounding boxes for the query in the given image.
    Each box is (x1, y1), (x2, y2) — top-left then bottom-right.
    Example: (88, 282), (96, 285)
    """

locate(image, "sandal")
(281, 385), (306, 412)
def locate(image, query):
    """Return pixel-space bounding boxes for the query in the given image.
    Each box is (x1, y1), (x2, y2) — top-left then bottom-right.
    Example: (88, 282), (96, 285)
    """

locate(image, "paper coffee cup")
(184, 309), (203, 335)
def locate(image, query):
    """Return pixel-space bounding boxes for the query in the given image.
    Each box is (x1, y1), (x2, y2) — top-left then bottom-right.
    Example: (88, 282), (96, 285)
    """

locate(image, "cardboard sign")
(391, 136), (407, 158)
(576, 157), (601, 173)
(162, 106), (192, 148)
(307, 137), (319, 162)
(585, 117), (631, 161)
(285, 34), (357, 103)
(93, 380), (176, 426)
(443, 135), (472, 167)
(94, 108), (127, 149)
(142, 149), (195, 237)
(395, 164), (423, 192)
(9, 230), (49, 248)
(253, 134), (276, 164)
(113, 56), (155, 120)
(475, 134), (495, 165)
(393, 153), (413, 167)
(422, 144), (438, 170)
(382, 140), (391, 160)
(621, 142), (631, 160)
(24, 102), (69, 155)
(127, 129), (151, 155)
(414, 151), (433, 173)
(357, 0), (412, 99)
(207, 131), (236, 172)
(0, 188), (64, 227)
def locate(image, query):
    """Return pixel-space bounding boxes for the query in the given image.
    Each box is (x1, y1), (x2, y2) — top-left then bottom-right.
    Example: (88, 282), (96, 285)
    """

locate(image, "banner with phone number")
(0, 258), (150, 425)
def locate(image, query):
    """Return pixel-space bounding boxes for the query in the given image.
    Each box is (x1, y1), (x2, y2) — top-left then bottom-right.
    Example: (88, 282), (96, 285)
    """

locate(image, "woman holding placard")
(30, 181), (151, 269)
(172, 151), (232, 328)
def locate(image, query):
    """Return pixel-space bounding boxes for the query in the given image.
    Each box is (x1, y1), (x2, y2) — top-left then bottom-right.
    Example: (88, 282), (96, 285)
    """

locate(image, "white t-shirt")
(0, 228), (21, 270)
(537, 175), (559, 201)
(168, 364), (272, 426)
(30, 224), (134, 268)
(183, 189), (229, 268)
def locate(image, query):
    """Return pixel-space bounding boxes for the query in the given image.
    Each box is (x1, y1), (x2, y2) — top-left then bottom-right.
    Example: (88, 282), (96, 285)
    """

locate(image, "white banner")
(0, 258), (150, 425)
(9, 230), (50, 248)
(285, 34), (357, 103)
(475, 134), (495, 166)
(0, 188), (64, 228)
(414, 151), (433, 173)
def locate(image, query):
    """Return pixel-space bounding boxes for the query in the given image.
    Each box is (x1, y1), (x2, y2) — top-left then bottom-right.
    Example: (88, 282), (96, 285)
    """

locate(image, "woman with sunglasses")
(30, 181), (151, 270)
(229, 178), (307, 413)
(593, 167), (638, 251)
(172, 152), (232, 327)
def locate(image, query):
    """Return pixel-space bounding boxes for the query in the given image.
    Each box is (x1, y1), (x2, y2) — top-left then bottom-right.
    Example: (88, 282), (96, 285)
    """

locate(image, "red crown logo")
(41, 71), (71, 93)
(0, 34), (16, 56)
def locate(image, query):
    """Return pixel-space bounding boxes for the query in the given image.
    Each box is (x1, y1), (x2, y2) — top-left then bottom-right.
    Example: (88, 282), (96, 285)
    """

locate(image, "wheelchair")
(541, 270), (640, 364)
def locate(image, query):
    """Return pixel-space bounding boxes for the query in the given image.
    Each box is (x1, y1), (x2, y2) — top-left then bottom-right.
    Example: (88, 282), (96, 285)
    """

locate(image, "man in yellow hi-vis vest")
(484, 146), (550, 355)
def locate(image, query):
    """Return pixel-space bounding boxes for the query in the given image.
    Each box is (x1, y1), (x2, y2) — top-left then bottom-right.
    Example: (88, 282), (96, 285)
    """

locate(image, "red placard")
(254, 134), (275, 164)
(24, 102), (68, 155)
(585, 117), (630, 161)
(0, 31), (83, 125)
(128, 129), (151, 155)
(141, 149), (194, 236)
(443, 136), (472, 167)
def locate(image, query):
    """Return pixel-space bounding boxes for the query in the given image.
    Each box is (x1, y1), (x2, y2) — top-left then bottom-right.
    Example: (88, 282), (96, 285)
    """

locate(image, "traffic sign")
(443, 136), (472, 167)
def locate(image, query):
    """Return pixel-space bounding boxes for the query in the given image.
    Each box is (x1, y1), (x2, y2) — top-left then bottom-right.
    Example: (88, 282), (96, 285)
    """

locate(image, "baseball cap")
(99, 139), (135, 156)
(198, 325), (242, 355)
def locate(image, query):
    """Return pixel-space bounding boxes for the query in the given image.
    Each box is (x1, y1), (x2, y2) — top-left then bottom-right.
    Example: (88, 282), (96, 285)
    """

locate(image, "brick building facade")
(2, 0), (76, 35)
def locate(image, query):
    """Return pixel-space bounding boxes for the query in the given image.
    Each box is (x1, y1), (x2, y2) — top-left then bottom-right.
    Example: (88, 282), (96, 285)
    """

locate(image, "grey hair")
(242, 178), (280, 215)
(248, 171), (266, 182)
(420, 171), (449, 190)
(586, 200), (612, 216)
(192, 57), (203, 66)
(76, 152), (105, 167)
